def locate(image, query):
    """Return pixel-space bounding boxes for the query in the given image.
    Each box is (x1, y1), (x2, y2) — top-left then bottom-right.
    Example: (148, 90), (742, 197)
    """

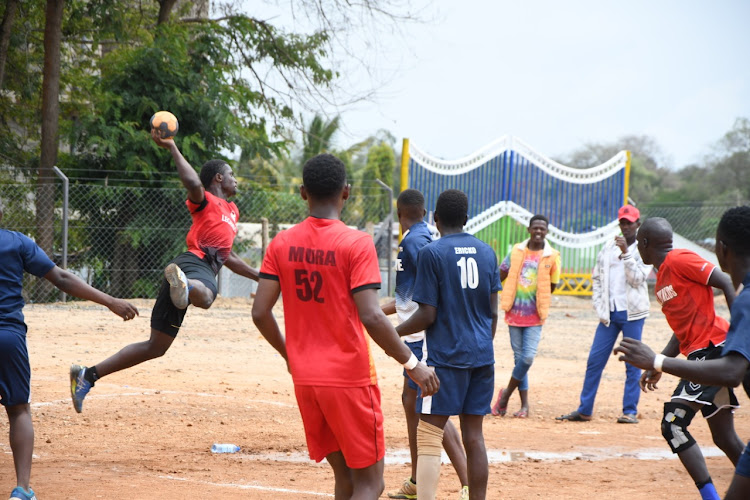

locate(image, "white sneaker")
(164, 263), (189, 309)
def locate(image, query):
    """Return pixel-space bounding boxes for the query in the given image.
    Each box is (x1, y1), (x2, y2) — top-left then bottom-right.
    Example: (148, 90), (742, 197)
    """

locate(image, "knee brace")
(661, 402), (698, 453)
(416, 420), (444, 457)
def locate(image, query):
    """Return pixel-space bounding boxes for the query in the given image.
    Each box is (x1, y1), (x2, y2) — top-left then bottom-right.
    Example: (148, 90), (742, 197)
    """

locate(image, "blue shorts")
(417, 364), (494, 416)
(736, 442), (750, 478)
(403, 340), (424, 391)
(0, 327), (31, 407)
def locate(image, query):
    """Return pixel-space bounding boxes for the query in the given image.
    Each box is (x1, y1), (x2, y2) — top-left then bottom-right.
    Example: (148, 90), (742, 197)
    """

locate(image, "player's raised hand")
(108, 298), (139, 322)
(151, 127), (175, 149)
(407, 362), (439, 396)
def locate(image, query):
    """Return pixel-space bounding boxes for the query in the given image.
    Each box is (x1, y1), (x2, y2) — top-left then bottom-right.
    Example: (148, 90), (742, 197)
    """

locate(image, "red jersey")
(185, 191), (239, 274)
(655, 249), (729, 355)
(259, 217), (381, 387)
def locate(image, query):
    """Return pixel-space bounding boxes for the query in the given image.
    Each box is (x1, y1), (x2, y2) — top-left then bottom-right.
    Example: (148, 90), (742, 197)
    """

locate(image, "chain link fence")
(2, 167), (746, 304)
(638, 201), (749, 252)
(1, 169), (394, 303)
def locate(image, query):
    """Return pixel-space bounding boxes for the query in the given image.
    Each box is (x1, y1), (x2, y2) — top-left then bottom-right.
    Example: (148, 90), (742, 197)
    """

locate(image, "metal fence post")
(375, 179), (393, 295)
(52, 166), (68, 302)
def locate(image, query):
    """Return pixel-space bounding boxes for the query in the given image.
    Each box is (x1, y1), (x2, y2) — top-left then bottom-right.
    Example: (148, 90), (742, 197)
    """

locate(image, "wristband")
(402, 353), (419, 371)
(653, 354), (666, 372)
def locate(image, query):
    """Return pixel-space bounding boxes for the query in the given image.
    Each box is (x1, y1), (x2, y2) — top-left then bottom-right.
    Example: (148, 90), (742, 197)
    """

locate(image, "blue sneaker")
(69, 364), (91, 413)
(9, 486), (37, 499)
(164, 263), (189, 309)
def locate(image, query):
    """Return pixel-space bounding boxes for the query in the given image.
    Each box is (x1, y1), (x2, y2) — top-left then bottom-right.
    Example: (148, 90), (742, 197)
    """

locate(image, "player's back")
(261, 217), (381, 387)
(656, 249), (728, 354)
(413, 232), (501, 368)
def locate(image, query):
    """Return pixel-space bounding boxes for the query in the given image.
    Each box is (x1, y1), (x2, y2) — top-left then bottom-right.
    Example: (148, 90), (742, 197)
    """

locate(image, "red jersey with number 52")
(655, 249), (729, 355)
(259, 217), (381, 387)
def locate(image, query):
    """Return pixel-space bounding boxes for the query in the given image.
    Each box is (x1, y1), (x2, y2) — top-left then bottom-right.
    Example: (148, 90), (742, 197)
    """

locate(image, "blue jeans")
(577, 309), (644, 416)
(508, 325), (543, 391)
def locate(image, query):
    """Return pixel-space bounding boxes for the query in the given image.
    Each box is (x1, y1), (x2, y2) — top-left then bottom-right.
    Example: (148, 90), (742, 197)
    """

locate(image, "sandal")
(513, 409), (529, 418)
(491, 388), (507, 416)
(617, 414), (639, 424)
(555, 410), (592, 422)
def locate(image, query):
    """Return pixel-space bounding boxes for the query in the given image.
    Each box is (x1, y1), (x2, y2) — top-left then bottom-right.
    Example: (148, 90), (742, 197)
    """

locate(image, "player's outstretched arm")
(708, 269), (736, 309)
(225, 251), (260, 282)
(43, 266), (138, 321)
(353, 288), (439, 396)
(151, 129), (204, 204)
(251, 278), (288, 365)
(616, 337), (748, 388)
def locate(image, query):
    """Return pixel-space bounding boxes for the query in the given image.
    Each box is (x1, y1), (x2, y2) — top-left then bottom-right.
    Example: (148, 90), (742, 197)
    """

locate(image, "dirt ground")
(2, 293), (747, 499)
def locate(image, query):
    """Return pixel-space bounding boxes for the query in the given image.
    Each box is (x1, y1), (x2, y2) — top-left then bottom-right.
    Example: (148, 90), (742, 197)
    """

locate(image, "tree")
(0, 0), (19, 88)
(559, 134), (674, 205)
(302, 114), (341, 164)
(709, 117), (750, 202)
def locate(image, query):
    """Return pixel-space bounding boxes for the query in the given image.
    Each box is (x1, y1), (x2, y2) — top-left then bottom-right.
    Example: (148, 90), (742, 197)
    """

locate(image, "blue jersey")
(722, 272), (750, 399)
(395, 221), (433, 342)
(412, 233), (502, 368)
(0, 229), (55, 333)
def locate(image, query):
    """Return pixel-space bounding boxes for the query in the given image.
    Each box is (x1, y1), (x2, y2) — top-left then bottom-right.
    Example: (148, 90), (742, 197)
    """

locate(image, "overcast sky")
(252, 0), (750, 169)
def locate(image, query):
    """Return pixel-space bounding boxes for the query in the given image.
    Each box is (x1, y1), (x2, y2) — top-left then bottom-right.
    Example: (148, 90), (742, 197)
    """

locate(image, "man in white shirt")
(557, 205), (652, 423)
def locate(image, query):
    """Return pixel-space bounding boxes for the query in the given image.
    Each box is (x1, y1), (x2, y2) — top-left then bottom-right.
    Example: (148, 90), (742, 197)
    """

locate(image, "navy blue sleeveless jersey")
(395, 221), (433, 342)
(412, 232), (501, 368)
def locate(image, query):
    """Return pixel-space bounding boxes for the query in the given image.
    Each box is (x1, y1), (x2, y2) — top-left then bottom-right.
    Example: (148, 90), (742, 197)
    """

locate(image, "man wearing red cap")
(557, 205), (652, 423)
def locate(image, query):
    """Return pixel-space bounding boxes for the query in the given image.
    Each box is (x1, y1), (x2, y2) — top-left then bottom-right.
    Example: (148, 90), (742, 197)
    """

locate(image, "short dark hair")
(200, 160), (229, 189)
(529, 214), (548, 227)
(397, 189), (425, 209)
(435, 189), (468, 227)
(302, 154), (347, 199)
(718, 206), (750, 257)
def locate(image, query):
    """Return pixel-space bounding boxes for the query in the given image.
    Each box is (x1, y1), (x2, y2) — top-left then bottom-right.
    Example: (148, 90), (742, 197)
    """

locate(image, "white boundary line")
(31, 388), (296, 409)
(158, 475), (334, 497)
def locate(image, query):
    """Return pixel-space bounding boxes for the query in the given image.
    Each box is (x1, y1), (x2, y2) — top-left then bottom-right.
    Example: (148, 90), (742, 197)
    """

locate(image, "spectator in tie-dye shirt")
(491, 215), (560, 419)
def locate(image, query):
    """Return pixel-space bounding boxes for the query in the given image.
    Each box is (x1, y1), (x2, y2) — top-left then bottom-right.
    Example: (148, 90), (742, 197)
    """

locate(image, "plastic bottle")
(211, 443), (240, 454)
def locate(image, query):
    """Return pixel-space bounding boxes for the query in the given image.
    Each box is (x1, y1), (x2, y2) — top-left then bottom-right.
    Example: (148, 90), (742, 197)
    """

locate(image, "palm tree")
(302, 114), (341, 164)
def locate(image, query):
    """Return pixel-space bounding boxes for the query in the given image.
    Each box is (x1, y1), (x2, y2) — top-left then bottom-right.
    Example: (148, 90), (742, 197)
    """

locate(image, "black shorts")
(672, 343), (740, 418)
(150, 252), (218, 337)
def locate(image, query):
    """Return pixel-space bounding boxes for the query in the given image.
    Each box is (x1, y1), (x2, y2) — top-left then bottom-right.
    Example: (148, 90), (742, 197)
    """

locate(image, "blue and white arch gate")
(400, 136), (632, 296)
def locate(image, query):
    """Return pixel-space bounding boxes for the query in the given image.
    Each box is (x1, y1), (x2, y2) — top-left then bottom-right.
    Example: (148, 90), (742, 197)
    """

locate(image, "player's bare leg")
(443, 419), (469, 488)
(725, 474), (750, 500)
(164, 263), (214, 309)
(94, 328), (175, 378)
(186, 278), (214, 309)
(460, 414), (488, 500)
(326, 451), (354, 499)
(402, 382), (420, 482)
(6, 404), (33, 491)
(706, 408), (744, 465)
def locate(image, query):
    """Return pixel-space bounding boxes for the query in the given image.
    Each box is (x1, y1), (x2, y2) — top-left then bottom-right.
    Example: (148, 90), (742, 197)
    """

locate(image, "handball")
(150, 111), (179, 138)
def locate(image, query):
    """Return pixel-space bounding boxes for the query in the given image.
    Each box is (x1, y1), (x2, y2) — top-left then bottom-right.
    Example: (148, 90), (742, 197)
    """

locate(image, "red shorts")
(294, 384), (384, 469)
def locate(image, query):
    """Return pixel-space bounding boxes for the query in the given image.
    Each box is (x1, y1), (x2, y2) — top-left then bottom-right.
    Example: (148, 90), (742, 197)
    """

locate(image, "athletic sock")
(696, 478), (719, 500)
(85, 366), (99, 386)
